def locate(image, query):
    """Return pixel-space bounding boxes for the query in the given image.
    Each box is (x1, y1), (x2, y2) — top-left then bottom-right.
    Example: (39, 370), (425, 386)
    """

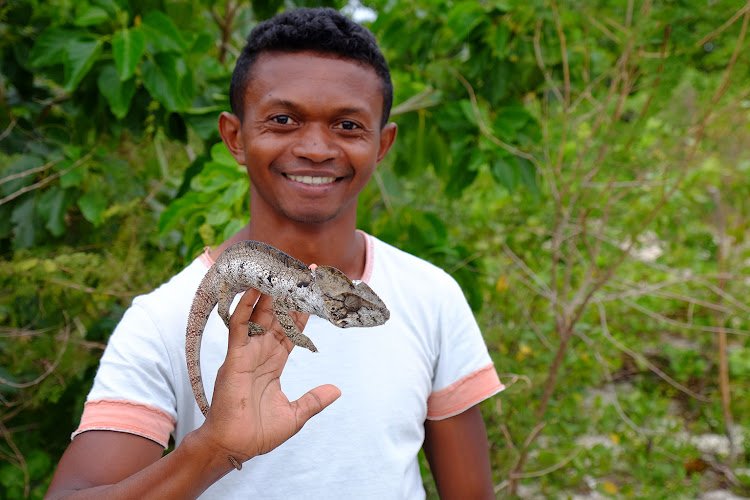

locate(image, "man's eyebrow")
(264, 99), (303, 112)
(263, 99), (368, 116)
(332, 106), (368, 115)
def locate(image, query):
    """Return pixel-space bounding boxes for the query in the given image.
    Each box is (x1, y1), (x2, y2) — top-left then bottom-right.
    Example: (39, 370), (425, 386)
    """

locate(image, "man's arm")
(46, 290), (341, 500)
(44, 430), (236, 500)
(423, 405), (495, 500)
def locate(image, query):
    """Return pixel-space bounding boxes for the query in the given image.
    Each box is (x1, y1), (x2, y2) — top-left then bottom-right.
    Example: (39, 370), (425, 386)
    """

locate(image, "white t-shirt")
(74, 233), (503, 499)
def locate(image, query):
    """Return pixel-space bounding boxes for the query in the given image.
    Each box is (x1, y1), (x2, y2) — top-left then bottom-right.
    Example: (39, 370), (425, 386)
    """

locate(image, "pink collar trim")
(198, 247), (214, 268)
(198, 231), (375, 283)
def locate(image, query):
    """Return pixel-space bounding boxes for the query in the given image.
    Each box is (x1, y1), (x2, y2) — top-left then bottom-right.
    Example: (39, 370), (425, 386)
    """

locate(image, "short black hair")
(229, 7), (393, 129)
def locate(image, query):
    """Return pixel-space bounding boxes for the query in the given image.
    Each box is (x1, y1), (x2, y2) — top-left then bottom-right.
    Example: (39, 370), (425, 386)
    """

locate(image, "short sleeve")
(426, 276), (504, 420)
(71, 301), (178, 446)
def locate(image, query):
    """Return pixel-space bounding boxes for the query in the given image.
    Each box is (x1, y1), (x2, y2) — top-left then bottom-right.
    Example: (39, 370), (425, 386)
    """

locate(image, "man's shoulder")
(369, 235), (462, 293)
(130, 257), (207, 316)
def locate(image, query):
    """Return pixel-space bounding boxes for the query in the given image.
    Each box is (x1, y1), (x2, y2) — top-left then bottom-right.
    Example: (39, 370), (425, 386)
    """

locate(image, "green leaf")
(10, 194), (38, 249)
(495, 104), (532, 133)
(74, 5), (109, 26)
(459, 99), (478, 127)
(141, 53), (185, 111)
(445, 155), (480, 197)
(206, 208), (230, 226)
(184, 113), (221, 141)
(190, 164), (242, 192)
(92, 0), (122, 16)
(445, 2), (485, 42)
(37, 188), (71, 237)
(26, 449), (52, 480)
(158, 191), (211, 234)
(112, 27), (145, 81)
(491, 156), (518, 192)
(220, 181), (248, 206)
(490, 22), (511, 58)
(0, 462), (24, 489)
(210, 141), (238, 167)
(78, 190), (107, 226)
(29, 28), (79, 68)
(425, 130), (449, 174)
(63, 38), (103, 91)
(142, 11), (185, 53)
(60, 163), (86, 188)
(516, 157), (539, 198)
(97, 64), (136, 119)
(190, 33), (213, 55)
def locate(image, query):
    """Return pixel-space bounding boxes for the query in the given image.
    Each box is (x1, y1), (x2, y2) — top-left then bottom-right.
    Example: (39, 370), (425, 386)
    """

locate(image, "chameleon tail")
(186, 267), (220, 418)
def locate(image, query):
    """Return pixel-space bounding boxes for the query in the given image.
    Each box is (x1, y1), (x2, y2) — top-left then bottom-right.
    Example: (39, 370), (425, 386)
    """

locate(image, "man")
(46, 8), (503, 499)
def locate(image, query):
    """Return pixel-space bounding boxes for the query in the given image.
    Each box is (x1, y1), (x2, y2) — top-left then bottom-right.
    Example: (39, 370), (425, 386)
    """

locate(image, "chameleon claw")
(229, 455), (242, 470)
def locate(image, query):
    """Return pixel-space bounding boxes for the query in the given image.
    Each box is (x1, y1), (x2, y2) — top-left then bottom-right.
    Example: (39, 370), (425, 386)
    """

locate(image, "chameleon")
(185, 240), (390, 470)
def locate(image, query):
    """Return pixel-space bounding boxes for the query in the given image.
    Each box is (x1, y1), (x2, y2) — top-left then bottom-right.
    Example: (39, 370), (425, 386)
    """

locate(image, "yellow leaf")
(609, 433), (621, 445)
(603, 481), (618, 495)
(17, 258), (39, 272)
(495, 274), (509, 293)
(43, 259), (57, 274)
(516, 344), (532, 361)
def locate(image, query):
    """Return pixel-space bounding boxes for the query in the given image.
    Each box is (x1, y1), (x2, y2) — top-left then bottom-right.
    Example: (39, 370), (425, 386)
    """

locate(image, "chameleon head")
(313, 265), (390, 328)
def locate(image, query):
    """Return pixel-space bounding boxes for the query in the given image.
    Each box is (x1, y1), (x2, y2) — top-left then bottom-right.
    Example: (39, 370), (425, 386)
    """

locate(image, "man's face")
(223, 51), (396, 226)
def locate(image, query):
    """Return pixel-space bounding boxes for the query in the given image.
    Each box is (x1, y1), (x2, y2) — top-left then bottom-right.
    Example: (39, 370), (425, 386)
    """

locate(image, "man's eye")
(272, 115), (292, 125)
(338, 121), (359, 131)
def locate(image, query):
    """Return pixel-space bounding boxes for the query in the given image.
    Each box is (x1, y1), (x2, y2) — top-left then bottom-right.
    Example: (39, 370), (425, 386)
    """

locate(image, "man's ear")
(218, 111), (246, 165)
(376, 122), (398, 164)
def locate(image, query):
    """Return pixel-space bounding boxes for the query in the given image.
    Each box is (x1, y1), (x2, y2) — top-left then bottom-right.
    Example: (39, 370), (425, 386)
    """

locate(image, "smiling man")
(46, 8), (503, 500)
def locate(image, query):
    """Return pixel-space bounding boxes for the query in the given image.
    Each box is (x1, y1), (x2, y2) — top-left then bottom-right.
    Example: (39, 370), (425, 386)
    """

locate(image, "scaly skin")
(185, 240), (389, 470)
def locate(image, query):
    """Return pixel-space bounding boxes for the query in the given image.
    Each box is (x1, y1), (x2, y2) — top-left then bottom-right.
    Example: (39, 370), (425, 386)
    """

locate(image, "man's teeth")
(287, 175), (337, 185)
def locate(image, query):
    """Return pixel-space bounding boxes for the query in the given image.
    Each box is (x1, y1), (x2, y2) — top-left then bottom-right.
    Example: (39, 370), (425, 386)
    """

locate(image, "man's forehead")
(251, 50), (378, 78)
(244, 51), (383, 108)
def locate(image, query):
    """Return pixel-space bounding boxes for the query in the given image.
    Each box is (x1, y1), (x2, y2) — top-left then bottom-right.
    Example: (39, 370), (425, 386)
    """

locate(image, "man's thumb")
(292, 384), (341, 429)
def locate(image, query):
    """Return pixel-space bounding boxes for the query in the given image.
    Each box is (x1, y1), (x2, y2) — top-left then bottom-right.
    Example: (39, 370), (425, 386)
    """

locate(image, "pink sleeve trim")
(426, 364), (504, 420)
(71, 399), (176, 448)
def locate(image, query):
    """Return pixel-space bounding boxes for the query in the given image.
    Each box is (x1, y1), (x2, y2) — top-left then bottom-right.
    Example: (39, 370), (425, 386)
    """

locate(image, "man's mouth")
(284, 174), (339, 185)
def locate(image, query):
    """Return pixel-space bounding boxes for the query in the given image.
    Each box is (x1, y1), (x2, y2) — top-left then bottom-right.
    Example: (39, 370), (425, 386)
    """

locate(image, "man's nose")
(291, 125), (340, 163)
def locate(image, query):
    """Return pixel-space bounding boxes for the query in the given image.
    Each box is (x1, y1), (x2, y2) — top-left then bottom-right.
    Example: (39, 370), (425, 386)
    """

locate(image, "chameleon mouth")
(285, 174), (340, 185)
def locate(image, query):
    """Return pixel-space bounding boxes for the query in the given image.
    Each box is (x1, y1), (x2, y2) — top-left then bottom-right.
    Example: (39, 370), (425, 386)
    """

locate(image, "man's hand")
(194, 288), (341, 467)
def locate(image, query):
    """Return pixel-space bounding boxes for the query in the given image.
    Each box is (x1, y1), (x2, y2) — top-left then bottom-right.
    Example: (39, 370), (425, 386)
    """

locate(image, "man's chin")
(280, 208), (341, 225)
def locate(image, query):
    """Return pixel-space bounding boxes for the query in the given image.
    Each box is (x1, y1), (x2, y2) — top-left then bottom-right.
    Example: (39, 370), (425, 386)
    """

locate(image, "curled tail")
(186, 267), (220, 418)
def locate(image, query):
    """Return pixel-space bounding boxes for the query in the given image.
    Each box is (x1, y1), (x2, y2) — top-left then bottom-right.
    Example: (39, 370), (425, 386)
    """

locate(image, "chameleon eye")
(343, 294), (362, 312)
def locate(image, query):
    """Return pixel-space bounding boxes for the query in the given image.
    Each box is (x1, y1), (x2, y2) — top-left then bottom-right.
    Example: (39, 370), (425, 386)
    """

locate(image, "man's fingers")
(227, 288), (262, 349)
(292, 384), (341, 428)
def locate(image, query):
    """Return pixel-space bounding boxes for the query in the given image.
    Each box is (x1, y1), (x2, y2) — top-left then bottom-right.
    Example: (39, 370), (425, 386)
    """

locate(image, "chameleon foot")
(289, 332), (318, 352)
(248, 321), (265, 336)
(229, 455), (242, 470)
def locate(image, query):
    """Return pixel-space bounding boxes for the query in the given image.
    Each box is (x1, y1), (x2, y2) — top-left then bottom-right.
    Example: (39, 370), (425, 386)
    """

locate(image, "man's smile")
(283, 173), (342, 186)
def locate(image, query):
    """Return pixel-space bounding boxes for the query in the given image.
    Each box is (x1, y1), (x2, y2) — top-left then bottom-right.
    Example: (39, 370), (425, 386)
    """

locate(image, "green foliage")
(2, 0), (750, 498)
(158, 142), (249, 258)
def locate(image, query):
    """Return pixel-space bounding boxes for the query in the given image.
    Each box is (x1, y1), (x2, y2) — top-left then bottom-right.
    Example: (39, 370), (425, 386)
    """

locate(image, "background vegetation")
(1, 0), (749, 497)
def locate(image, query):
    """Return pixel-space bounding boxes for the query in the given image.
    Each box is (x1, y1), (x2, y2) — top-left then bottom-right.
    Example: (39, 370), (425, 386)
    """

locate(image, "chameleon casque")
(186, 240), (390, 470)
